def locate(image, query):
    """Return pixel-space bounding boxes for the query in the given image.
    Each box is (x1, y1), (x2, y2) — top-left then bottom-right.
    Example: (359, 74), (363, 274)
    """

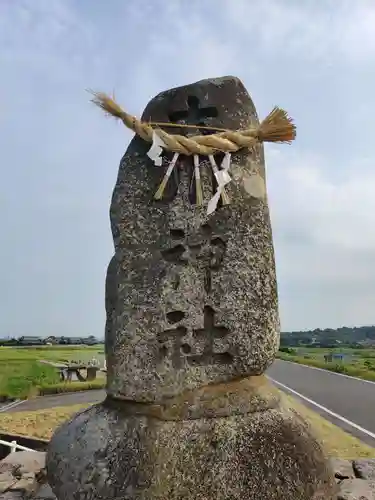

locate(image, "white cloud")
(266, 145), (375, 328)
(222, 0), (375, 64)
(268, 147), (375, 252)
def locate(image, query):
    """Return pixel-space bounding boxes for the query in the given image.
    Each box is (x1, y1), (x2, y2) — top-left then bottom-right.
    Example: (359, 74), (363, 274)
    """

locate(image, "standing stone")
(105, 75), (280, 402)
(46, 76), (337, 499)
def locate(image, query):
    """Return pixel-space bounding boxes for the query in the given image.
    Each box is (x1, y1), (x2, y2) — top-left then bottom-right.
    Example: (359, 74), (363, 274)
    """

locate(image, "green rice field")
(0, 345), (105, 399)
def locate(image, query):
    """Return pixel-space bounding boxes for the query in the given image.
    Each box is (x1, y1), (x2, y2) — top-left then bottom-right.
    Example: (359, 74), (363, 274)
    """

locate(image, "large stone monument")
(46, 77), (337, 499)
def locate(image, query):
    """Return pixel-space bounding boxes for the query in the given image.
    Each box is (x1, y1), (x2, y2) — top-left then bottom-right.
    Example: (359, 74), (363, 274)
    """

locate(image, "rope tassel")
(153, 152), (179, 200)
(193, 155), (203, 206)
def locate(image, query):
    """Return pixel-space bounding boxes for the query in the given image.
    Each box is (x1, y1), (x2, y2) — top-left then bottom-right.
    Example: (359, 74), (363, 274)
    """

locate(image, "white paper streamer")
(163, 152), (180, 182)
(193, 154), (201, 182)
(207, 152), (232, 215)
(147, 131), (168, 166)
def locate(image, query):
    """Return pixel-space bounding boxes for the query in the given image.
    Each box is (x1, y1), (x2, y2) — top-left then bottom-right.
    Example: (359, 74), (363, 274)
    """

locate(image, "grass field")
(0, 346), (105, 399)
(277, 346), (375, 382)
(0, 394), (373, 459)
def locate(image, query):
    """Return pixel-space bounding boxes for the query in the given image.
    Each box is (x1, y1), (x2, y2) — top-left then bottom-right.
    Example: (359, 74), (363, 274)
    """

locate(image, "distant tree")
(281, 324), (375, 347)
(279, 347), (297, 355)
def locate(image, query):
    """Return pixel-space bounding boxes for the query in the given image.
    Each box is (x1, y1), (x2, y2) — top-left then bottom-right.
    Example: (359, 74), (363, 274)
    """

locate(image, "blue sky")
(1, 0), (375, 337)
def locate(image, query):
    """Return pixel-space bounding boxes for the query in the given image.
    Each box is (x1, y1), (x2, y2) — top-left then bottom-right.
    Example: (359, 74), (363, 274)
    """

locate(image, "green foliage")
(278, 347), (297, 355)
(276, 349), (375, 382)
(281, 325), (375, 347)
(0, 361), (60, 398)
(363, 359), (375, 371)
(0, 346), (105, 399)
(356, 350), (375, 359)
(38, 380), (105, 395)
(331, 363), (349, 374)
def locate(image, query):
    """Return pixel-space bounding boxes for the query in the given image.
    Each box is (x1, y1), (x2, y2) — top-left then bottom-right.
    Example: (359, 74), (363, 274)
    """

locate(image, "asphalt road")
(0, 390), (105, 413)
(267, 359), (375, 447)
(2, 360), (375, 447)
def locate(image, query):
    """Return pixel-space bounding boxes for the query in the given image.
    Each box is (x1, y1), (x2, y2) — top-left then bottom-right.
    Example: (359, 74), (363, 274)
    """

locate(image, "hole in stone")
(181, 343), (191, 354)
(211, 237), (225, 247)
(167, 311), (185, 324)
(217, 352), (233, 364)
(201, 223), (212, 236)
(173, 274), (180, 290)
(187, 356), (200, 365)
(204, 270), (212, 294)
(161, 245), (186, 263)
(186, 95), (199, 109)
(204, 304), (215, 319)
(170, 229), (185, 239)
(188, 240), (203, 250)
(168, 109), (187, 123)
(159, 345), (168, 357)
(168, 96), (218, 135)
(210, 439), (219, 449)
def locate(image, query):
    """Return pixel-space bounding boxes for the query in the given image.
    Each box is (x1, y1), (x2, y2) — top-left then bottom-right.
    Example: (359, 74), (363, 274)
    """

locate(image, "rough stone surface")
(106, 75), (280, 402)
(0, 472), (16, 494)
(33, 484), (56, 500)
(337, 478), (375, 499)
(0, 484), (56, 500)
(0, 451), (54, 500)
(1, 453), (45, 476)
(46, 76), (337, 500)
(47, 390), (336, 500)
(103, 254), (118, 385)
(353, 459), (375, 480)
(330, 459), (375, 499)
(330, 458), (356, 480)
(0, 493), (24, 500)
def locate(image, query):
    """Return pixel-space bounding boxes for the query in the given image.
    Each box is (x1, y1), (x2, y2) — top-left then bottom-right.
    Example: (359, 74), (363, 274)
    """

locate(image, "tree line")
(281, 325), (375, 348)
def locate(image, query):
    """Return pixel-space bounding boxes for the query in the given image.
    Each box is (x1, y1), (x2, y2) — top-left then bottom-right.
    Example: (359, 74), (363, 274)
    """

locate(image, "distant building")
(0, 334), (103, 346)
(358, 339), (375, 347)
(83, 336), (98, 346)
(45, 336), (58, 345)
(65, 337), (83, 345)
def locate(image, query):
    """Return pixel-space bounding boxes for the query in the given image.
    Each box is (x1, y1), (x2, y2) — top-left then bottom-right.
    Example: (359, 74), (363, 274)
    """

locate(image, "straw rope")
(90, 91), (296, 156)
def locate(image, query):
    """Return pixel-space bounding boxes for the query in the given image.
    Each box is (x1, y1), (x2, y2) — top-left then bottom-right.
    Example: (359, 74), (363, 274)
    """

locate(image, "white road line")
(0, 399), (25, 413)
(0, 401), (17, 412)
(276, 359), (375, 386)
(268, 376), (375, 441)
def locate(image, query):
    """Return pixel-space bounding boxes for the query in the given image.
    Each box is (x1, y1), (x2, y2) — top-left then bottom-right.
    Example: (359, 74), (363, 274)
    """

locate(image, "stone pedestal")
(47, 379), (336, 499)
(46, 76), (337, 499)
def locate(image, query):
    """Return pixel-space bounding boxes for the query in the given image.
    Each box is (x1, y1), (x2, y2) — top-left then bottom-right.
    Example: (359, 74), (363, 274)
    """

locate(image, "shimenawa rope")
(89, 91), (296, 156)
(90, 90), (296, 211)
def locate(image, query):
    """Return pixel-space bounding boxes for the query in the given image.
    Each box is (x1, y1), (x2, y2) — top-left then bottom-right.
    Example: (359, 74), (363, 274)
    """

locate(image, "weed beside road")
(277, 347), (375, 382)
(38, 380), (105, 395)
(0, 360), (60, 399)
